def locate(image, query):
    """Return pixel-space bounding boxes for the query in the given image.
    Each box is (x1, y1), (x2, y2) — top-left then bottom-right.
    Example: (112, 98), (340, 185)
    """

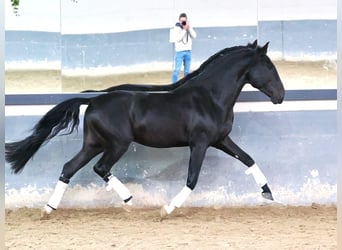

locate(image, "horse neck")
(203, 50), (252, 108)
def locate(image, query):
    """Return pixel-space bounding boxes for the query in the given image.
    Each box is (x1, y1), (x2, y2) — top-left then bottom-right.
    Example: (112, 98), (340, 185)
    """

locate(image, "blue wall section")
(258, 20), (337, 58)
(5, 20), (337, 70)
(60, 26), (257, 69)
(5, 109), (337, 208)
(5, 31), (61, 64)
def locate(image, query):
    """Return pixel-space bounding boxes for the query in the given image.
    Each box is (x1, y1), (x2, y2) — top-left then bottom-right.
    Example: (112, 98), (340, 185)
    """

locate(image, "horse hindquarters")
(42, 97), (135, 218)
(86, 97), (134, 204)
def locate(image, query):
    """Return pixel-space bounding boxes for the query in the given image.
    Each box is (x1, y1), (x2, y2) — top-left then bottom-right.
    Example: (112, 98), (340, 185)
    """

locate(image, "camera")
(181, 21), (187, 26)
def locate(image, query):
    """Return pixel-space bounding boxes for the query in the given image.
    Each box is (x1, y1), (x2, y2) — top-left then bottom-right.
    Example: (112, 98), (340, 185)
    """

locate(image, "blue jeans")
(172, 50), (191, 83)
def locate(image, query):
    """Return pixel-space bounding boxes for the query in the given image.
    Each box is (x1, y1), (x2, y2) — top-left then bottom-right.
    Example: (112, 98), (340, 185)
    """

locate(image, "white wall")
(5, 0), (60, 32)
(5, 0), (337, 33)
(258, 0), (337, 21)
(60, 0), (258, 34)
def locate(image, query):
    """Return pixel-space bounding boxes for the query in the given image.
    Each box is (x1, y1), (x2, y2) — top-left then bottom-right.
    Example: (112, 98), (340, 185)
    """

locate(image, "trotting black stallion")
(5, 42), (284, 218)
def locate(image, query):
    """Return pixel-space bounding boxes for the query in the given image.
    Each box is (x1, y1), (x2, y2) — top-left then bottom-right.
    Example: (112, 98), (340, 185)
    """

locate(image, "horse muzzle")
(270, 85), (285, 104)
(263, 87), (285, 104)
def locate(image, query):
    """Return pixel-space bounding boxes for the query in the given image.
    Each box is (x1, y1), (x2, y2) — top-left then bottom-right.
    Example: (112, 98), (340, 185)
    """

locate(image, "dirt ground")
(5, 60), (337, 93)
(5, 205), (336, 249)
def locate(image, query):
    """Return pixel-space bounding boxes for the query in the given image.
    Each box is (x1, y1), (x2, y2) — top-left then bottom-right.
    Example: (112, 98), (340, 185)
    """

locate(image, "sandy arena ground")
(5, 205), (336, 249)
(5, 60), (337, 249)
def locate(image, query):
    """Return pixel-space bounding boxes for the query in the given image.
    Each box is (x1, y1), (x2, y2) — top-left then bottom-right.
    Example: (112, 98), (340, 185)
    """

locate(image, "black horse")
(6, 42), (285, 218)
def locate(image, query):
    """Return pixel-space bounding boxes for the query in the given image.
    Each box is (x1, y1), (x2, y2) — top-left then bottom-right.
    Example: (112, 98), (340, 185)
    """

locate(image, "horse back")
(86, 91), (194, 147)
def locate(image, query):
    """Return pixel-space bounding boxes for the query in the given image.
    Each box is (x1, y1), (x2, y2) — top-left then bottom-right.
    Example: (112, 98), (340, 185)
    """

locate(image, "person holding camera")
(171, 13), (197, 83)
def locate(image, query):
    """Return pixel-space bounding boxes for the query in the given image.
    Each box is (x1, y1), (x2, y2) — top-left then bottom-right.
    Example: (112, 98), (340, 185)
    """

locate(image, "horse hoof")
(40, 209), (50, 220)
(122, 202), (132, 212)
(160, 205), (168, 218)
(262, 192), (274, 201)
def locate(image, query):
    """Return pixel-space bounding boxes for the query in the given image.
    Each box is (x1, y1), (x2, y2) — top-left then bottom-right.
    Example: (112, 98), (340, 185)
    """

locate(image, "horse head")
(245, 42), (285, 104)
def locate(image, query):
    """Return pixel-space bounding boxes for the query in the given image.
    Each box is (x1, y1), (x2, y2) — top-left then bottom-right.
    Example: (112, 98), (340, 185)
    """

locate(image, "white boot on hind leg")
(106, 175), (133, 212)
(40, 180), (68, 219)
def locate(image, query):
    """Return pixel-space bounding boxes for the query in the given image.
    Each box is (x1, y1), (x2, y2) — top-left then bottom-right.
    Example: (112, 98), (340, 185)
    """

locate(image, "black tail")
(5, 97), (91, 174)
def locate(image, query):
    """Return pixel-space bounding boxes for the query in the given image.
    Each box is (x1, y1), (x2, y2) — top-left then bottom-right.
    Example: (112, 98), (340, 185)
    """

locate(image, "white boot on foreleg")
(245, 164), (267, 187)
(161, 186), (192, 217)
(245, 163), (274, 200)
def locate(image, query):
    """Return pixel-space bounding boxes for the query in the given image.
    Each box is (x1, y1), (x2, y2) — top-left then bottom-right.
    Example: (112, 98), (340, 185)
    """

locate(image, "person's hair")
(179, 13), (187, 19)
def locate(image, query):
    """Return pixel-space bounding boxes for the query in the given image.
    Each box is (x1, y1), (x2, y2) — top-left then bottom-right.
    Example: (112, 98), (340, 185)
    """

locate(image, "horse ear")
(260, 42), (270, 54)
(248, 40), (257, 48)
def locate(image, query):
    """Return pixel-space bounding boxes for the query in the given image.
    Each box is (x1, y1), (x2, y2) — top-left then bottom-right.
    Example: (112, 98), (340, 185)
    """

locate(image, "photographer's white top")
(170, 25), (197, 52)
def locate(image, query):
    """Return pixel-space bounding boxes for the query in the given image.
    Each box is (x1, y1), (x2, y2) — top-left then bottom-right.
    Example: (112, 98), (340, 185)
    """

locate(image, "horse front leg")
(161, 141), (208, 217)
(213, 136), (274, 201)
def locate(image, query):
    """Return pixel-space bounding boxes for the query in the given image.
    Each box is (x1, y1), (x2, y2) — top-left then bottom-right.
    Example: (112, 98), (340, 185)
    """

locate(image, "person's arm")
(174, 26), (187, 42)
(183, 21), (196, 39)
(188, 27), (197, 39)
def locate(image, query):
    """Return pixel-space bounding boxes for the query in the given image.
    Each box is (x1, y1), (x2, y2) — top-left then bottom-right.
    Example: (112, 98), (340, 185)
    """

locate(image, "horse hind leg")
(41, 145), (101, 219)
(92, 144), (133, 211)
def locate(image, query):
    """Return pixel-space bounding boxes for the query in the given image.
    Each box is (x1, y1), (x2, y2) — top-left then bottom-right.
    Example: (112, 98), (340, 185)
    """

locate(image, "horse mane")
(175, 43), (255, 85)
(82, 42), (258, 93)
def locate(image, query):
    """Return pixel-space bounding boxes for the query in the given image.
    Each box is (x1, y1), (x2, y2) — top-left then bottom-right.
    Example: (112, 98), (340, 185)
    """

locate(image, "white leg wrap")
(245, 164), (267, 187)
(43, 205), (53, 214)
(45, 181), (68, 213)
(164, 186), (192, 215)
(106, 175), (132, 202)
